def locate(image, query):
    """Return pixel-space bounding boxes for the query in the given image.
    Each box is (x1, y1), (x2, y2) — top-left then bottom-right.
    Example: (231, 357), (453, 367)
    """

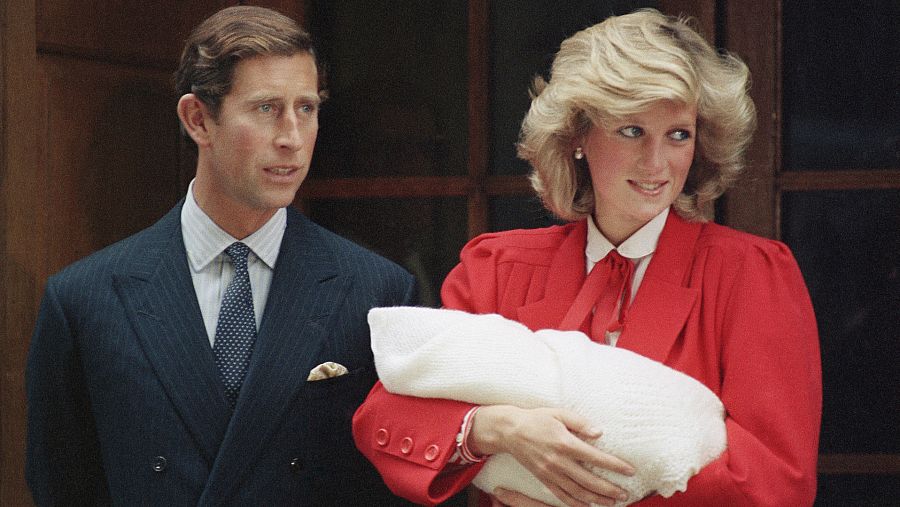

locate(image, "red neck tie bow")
(560, 250), (634, 342)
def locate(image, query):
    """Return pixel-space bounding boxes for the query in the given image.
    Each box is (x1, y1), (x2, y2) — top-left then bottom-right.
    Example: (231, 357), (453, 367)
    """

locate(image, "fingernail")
(618, 492), (629, 501)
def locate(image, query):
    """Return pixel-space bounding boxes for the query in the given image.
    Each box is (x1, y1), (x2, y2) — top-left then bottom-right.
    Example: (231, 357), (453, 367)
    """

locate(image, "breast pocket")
(289, 363), (377, 470)
(296, 363), (378, 436)
(300, 363), (376, 400)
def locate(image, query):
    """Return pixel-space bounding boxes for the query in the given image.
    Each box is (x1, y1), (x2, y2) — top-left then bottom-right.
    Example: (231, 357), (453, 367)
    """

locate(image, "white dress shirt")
(180, 180), (286, 346)
(586, 208), (668, 346)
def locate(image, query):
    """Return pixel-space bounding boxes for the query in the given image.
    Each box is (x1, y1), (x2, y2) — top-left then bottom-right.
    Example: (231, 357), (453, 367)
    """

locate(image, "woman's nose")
(641, 139), (667, 172)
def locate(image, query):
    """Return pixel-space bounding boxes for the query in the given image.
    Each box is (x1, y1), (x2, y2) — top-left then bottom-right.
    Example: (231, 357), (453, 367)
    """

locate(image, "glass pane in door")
(489, 0), (658, 176)
(781, 189), (900, 454)
(489, 195), (561, 232)
(816, 474), (900, 507)
(306, 198), (468, 307)
(306, 0), (469, 178)
(782, 1), (900, 170)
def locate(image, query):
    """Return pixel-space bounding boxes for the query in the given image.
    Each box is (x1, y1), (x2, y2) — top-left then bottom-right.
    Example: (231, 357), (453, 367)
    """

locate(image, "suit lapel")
(113, 204), (230, 466)
(517, 221), (589, 331)
(617, 212), (701, 363)
(201, 210), (351, 504)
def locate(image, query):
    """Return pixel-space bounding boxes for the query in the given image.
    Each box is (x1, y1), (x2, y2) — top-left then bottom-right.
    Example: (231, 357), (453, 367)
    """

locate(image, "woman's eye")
(618, 126), (643, 138)
(670, 129), (692, 141)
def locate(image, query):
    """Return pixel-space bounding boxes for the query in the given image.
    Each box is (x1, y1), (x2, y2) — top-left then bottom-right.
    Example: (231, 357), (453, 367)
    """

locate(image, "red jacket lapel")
(515, 212), (703, 364)
(617, 212), (701, 363)
(516, 220), (589, 332)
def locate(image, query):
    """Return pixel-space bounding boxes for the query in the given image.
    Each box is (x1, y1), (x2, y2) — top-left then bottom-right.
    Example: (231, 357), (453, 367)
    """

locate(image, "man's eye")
(299, 104), (317, 114)
(618, 126), (643, 138)
(258, 104), (274, 113)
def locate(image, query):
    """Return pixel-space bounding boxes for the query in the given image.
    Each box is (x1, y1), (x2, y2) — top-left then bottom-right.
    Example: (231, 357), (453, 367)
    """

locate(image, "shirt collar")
(586, 207), (669, 263)
(181, 179), (286, 272)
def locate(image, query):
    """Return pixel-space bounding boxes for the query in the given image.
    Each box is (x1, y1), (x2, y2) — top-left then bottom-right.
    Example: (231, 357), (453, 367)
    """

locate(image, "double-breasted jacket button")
(151, 456), (167, 472)
(400, 437), (414, 455)
(424, 444), (440, 462)
(289, 457), (304, 474)
(376, 428), (390, 446)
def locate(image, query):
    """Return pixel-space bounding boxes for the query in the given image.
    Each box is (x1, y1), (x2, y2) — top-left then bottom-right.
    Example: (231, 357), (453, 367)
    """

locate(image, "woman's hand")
(469, 405), (634, 507)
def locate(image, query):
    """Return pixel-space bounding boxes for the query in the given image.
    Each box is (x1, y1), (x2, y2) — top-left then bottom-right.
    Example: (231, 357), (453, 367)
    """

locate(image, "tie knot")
(605, 249), (630, 269)
(225, 242), (251, 268)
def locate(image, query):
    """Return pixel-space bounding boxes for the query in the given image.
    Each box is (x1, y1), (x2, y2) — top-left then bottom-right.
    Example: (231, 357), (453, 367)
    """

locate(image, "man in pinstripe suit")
(25, 6), (416, 505)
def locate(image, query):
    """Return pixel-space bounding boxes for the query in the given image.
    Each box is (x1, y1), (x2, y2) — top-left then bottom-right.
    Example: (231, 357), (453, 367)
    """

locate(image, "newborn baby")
(368, 306), (726, 507)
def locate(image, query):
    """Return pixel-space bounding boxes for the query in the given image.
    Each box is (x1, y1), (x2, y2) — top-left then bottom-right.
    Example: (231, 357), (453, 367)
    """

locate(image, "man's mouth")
(266, 166), (298, 176)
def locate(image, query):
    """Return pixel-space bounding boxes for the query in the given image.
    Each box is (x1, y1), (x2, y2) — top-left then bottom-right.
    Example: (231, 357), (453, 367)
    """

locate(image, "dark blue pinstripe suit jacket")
(26, 202), (418, 506)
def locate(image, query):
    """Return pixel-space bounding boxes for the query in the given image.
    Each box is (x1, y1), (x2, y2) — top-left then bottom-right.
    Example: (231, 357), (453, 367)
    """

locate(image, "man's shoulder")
(51, 206), (180, 285)
(285, 208), (411, 279)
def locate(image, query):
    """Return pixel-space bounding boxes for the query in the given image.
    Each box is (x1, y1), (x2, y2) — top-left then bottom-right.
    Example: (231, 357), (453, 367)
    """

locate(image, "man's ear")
(177, 94), (213, 147)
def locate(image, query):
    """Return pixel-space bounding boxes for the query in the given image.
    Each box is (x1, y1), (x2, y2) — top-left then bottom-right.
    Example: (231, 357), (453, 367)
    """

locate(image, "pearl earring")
(574, 147), (584, 160)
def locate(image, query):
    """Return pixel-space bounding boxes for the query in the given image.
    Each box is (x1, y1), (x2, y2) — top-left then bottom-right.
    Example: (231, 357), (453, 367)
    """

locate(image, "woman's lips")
(629, 180), (667, 195)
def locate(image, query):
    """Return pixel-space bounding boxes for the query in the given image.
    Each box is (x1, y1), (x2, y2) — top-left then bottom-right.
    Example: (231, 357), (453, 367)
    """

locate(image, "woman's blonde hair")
(518, 8), (756, 221)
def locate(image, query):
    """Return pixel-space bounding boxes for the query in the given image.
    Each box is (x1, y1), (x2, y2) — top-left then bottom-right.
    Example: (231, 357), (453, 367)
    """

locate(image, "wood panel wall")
(2, 2), (41, 504)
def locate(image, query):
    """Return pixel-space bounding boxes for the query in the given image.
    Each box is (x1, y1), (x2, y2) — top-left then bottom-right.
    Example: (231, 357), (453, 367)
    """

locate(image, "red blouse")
(353, 211), (821, 506)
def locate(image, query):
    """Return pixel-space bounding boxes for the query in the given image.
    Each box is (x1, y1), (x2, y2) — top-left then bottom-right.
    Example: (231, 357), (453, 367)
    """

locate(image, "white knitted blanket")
(368, 307), (726, 507)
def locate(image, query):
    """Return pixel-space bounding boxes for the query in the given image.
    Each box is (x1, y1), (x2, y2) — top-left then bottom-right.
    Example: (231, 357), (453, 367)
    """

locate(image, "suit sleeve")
(634, 241), (821, 507)
(353, 248), (492, 506)
(26, 278), (109, 506)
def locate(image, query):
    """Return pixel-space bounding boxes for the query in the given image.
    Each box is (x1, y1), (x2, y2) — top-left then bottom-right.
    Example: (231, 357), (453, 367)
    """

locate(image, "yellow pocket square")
(307, 362), (349, 381)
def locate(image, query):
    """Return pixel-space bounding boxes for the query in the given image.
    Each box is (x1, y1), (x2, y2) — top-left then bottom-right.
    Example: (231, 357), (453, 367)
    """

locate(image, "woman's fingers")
(569, 437), (635, 478)
(512, 408), (630, 505)
(539, 468), (614, 507)
(533, 454), (625, 506)
(471, 405), (634, 507)
(553, 409), (602, 440)
(561, 455), (631, 504)
(551, 409), (635, 477)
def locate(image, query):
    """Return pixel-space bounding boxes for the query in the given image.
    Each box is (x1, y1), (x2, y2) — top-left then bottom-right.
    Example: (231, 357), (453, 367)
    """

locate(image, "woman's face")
(582, 100), (697, 245)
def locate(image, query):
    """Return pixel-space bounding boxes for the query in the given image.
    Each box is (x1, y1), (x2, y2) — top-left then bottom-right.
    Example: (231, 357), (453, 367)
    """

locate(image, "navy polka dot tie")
(213, 242), (257, 409)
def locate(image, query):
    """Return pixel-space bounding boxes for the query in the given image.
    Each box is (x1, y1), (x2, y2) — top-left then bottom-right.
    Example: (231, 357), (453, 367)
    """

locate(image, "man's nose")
(275, 115), (305, 151)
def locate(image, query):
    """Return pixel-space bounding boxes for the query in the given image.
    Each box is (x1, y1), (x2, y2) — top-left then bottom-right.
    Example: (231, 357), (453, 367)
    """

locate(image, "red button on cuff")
(424, 444), (440, 461)
(400, 437), (414, 455)
(375, 429), (389, 446)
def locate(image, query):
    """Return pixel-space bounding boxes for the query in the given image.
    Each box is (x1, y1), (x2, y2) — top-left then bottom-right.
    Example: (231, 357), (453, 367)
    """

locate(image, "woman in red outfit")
(353, 9), (821, 507)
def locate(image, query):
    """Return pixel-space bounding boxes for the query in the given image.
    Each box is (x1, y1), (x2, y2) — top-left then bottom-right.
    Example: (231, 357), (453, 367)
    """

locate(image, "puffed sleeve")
(635, 239), (821, 506)
(352, 239), (497, 505)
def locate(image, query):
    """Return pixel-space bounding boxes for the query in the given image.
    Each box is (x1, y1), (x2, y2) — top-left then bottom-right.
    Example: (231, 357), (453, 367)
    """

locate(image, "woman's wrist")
(455, 406), (486, 463)
(467, 404), (516, 456)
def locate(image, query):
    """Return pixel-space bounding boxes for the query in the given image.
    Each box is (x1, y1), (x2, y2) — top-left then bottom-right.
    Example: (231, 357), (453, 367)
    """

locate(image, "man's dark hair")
(174, 5), (326, 124)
